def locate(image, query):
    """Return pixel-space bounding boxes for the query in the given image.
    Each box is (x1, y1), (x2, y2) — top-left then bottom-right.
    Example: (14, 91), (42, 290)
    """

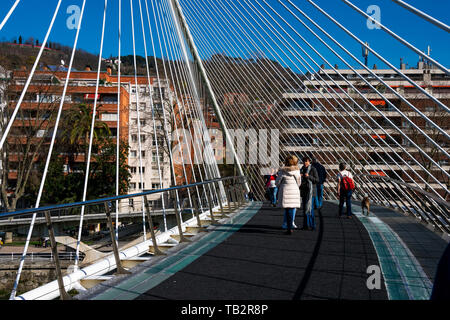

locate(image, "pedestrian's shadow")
(236, 224), (283, 234)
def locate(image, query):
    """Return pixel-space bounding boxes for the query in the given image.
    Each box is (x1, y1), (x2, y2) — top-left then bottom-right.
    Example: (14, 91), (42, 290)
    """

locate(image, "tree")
(0, 72), (60, 211)
(27, 140), (131, 205)
(25, 103), (130, 206)
(61, 103), (110, 169)
(18, 36), (22, 45)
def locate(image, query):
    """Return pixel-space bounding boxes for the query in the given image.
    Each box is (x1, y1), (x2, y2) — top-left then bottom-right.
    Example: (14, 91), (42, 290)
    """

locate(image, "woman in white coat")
(276, 155), (301, 235)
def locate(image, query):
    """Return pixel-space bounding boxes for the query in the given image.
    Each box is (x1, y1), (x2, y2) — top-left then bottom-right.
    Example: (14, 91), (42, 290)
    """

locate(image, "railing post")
(103, 202), (130, 275)
(44, 211), (72, 300)
(205, 184), (218, 224)
(192, 191), (202, 227)
(232, 185), (239, 210)
(171, 190), (190, 242)
(225, 183), (235, 211)
(215, 181), (227, 218)
(237, 180), (245, 206)
(143, 196), (165, 256)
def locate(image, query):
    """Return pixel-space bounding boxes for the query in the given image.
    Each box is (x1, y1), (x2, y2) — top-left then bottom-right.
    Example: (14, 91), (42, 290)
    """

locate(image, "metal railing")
(3, 175), (248, 300)
(0, 252), (79, 262)
(351, 174), (449, 235)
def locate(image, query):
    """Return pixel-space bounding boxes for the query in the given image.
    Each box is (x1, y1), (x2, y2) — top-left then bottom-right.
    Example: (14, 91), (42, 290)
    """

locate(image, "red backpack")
(341, 175), (355, 192)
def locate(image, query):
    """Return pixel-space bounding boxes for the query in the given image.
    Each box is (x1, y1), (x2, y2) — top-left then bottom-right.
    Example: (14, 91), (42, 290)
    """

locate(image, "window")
(102, 94), (118, 102)
(131, 167), (146, 174)
(130, 182), (136, 190)
(36, 130), (46, 138)
(402, 138), (411, 146)
(129, 198), (134, 207)
(154, 103), (163, 112)
(109, 128), (117, 138)
(130, 150), (137, 157)
(138, 182), (145, 189)
(152, 137), (164, 146)
(141, 151), (146, 158)
(131, 135), (138, 143)
(133, 119), (146, 126)
(402, 120), (411, 129)
(141, 135), (146, 142)
(151, 183), (161, 190)
(101, 113), (118, 121)
(37, 94), (56, 103)
(152, 151), (163, 162)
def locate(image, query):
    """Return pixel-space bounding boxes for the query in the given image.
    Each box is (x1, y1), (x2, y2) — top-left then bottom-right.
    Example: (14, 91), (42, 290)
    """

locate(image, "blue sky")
(0, 0), (448, 74)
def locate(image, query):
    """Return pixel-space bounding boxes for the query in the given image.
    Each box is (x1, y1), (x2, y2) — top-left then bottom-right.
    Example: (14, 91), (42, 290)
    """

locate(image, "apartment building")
(2, 67), (129, 208)
(280, 60), (449, 196)
(115, 75), (173, 207)
(3, 64), (188, 205)
(0, 65), (9, 209)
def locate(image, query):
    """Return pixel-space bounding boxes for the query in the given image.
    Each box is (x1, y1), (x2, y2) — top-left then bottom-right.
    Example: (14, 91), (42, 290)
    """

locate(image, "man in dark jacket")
(431, 243), (450, 300)
(300, 156), (320, 230)
(312, 158), (327, 210)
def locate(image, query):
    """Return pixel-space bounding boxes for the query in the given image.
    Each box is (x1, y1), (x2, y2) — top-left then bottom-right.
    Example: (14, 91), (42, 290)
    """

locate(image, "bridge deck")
(133, 201), (388, 300)
(80, 199), (450, 300)
(77, 199), (448, 301)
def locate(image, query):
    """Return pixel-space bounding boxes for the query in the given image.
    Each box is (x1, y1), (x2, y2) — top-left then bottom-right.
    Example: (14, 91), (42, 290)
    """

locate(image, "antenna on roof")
(362, 42), (369, 67)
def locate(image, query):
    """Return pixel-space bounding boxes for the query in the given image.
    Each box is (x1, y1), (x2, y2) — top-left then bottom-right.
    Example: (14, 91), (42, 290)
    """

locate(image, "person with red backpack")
(266, 175), (278, 207)
(337, 163), (355, 218)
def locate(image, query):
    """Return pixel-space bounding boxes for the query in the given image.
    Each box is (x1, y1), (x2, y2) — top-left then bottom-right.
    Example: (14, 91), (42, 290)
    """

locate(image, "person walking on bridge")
(337, 163), (355, 218)
(300, 156), (320, 231)
(276, 155), (301, 235)
(266, 175), (278, 207)
(312, 158), (327, 211)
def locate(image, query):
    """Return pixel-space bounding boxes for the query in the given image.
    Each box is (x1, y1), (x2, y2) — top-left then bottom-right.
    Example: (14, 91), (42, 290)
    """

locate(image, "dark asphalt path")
(136, 202), (388, 300)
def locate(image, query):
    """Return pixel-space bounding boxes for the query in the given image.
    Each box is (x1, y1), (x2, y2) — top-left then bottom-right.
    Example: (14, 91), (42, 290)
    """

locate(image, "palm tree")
(61, 103), (111, 169)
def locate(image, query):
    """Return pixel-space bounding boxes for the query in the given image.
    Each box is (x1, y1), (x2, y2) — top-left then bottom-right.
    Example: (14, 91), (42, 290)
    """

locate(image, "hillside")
(0, 41), (166, 76)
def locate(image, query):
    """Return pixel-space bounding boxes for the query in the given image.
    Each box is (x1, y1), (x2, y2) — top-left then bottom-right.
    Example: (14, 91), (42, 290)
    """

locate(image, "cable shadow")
(292, 208), (324, 300)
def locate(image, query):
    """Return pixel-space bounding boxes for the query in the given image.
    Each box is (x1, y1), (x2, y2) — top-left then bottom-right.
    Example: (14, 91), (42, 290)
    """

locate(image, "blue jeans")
(269, 187), (278, 205)
(302, 196), (317, 229)
(315, 184), (324, 209)
(282, 208), (297, 228)
(284, 208), (297, 231)
(339, 190), (353, 216)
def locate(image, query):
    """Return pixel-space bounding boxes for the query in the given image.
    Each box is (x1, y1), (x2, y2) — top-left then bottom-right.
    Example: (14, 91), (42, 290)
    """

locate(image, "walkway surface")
(77, 198), (448, 301)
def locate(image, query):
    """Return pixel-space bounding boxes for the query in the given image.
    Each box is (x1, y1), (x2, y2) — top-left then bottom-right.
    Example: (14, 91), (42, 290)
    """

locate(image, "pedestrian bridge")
(77, 202), (447, 301)
(8, 187), (449, 300)
(0, 0), (448, 301)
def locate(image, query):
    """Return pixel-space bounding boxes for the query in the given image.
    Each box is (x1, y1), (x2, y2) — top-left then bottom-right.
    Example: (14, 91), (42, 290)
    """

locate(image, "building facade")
(2, 65), (177, 211)
(281, 60), (449, 197)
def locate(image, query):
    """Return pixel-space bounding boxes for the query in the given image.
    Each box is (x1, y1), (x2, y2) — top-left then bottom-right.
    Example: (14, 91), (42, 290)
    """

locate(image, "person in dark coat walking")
(300, 156), (320, 230)
(430, 243), (450, 300)
(312, 158), (327, 210)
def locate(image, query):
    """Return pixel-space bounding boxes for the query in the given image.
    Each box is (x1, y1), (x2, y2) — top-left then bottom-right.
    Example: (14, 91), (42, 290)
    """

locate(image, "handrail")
(0, 176), (246, 219)
(357, 174), (449, 209)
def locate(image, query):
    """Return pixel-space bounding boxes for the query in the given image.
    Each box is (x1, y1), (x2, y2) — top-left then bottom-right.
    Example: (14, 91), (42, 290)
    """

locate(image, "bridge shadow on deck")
(136, 202), (388, 300)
